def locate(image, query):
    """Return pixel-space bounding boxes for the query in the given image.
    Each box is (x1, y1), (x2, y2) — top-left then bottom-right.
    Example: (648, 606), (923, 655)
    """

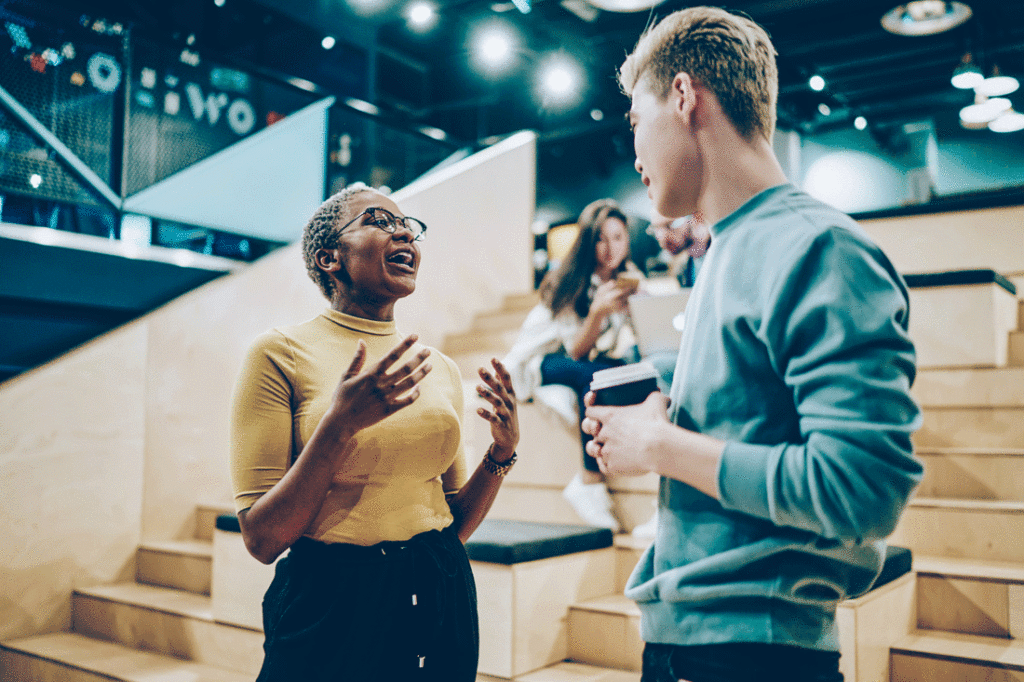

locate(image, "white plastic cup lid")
(590, 361), (659, 392)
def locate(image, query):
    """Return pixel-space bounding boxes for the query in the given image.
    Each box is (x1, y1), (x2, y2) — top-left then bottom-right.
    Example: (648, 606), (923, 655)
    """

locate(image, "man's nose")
(634, 158), (643, 173)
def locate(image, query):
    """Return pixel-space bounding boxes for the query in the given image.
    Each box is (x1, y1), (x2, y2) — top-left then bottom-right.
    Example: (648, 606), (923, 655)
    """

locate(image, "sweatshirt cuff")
(717, 440), (773, 521)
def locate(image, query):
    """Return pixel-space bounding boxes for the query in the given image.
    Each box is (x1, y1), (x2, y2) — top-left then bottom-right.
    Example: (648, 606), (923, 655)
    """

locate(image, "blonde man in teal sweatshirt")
(582, 7), (922, 682)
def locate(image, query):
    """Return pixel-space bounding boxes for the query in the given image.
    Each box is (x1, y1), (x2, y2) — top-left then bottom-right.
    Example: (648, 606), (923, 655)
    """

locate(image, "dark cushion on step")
(903, 269), (1016, 295)
(870, 545), (912, 591)
(216, 513), (241, 533)
(465, 519), (614, 565)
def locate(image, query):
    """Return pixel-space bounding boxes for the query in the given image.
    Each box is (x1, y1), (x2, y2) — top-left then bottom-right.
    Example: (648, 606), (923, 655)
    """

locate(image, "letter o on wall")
(87, 53), (122, 93)
(227, 99), (256, 135)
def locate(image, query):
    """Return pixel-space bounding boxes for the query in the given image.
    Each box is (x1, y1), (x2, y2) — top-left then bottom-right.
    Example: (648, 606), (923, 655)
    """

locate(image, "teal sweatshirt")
(624, 184), (922, 651)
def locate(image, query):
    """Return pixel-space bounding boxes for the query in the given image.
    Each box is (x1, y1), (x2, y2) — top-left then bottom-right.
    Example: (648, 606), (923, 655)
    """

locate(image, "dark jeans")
(641, 642), (844, 682)
(540, 352), (625, 472)
(256, 524), (478, 682)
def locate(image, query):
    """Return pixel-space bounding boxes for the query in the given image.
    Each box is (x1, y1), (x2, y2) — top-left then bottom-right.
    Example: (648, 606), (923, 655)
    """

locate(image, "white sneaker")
(631, 508), (658, 538)
(563, 473), (621, 532)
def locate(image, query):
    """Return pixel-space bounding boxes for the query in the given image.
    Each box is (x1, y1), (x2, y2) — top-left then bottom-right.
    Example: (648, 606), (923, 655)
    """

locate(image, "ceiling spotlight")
(539, 57), (581, 104)
(583, 0), (665, 11)
(214, 0), (226, 6)
(407, 2), (437, 30)
(818, 103), (832, 116)
(881, 1), (972, 36)
(951, 52), (984, 89)
(854, 116), (868, 130)
(321, 36), (336, 50)
(975, 65), (1020, 97)
(590, 108), (604, 121)
(960, 94), (1012, 128)
(29, 173), (42, 188)
(474, 25), (515, 74)
(809, 75), (825, 91)
(989, 109), (1024, 133)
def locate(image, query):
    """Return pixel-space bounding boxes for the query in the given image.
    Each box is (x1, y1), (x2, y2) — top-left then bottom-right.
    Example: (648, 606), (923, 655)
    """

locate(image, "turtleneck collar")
(321, 308), (398, 336)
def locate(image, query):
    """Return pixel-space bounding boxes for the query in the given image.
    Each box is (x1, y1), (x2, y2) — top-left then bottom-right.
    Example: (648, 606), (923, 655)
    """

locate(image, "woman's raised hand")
(591, 280), (631, 318)
(326, 335), (432, 439)
(476, 358), (519, 458)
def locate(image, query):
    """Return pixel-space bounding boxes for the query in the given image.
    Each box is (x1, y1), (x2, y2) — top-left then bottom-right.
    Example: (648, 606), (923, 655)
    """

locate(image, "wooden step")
(613, 535), (651, 594)
(889, 498), (1024, 563)
(488, 482), (657, 534)
(916, 406), (1024, 448)
(195, 502), (234, 542)
(891, 629), (1024, 681)
(916, 448), (1024, 501)
(472, 307), (533, 333)
(513, 661), (641, 681)
(444, 328), (520, 355)
(914, 366), (1024, 408)
(501, 290), (541, 313)
(914, 555), (1024, 639)
(913, 367), (1024, 408)
(567, 594), (643, 672)
(1010, 330), (1024, 367)
(72, 582), (263, 676)
(136, 539), (212, 595)
(0, 632), (250, 682)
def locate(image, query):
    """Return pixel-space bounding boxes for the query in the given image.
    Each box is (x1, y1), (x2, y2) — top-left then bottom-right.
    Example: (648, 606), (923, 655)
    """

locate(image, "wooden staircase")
(2, 289), (1022, 682)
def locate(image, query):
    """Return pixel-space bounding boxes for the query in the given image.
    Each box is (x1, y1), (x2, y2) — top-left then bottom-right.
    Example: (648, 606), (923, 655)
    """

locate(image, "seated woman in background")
(504, 198), (641, 532)
(229, 182), (520, 682)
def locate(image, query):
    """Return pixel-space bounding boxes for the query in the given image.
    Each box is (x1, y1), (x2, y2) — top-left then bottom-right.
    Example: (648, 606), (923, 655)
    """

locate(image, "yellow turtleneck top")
(229, 308), (469, 546)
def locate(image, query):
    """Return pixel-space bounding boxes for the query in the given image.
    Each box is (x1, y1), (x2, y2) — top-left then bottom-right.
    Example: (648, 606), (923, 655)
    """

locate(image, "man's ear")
(671, 72), (698, 123)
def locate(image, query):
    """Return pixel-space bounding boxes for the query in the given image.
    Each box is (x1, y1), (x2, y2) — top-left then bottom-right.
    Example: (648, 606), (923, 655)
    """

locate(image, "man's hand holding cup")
(582, 362), (670, 477)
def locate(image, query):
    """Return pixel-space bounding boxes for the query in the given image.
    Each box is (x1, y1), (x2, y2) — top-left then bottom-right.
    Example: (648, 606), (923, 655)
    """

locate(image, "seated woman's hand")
(591, 280), (632, 319)
(326, 334), (432, 439)
(476, 358), (519, 460)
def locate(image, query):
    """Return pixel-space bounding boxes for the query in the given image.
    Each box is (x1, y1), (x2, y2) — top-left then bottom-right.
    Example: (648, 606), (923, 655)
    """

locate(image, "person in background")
(229, 182), (520, 682)
(504, 198), (642, 532)
(648, 210), (711, 288)
(582, 7), (921, 682)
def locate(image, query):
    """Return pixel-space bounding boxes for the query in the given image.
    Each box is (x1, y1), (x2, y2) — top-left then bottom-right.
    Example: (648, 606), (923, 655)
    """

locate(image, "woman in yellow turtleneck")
(229, 182), (520, 682)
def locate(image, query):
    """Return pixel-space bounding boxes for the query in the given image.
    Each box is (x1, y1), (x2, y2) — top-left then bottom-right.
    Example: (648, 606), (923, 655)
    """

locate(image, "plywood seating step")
(890, 629), (1024, 681)
(904, 269), (1019, 369)
(913, 367), (1024, 408)
(914, 555), (1024, 640)
(136, 538), (212, 595)
(72, 582), (264, 676)
(464, 519), (616, 679)
(512, 660), (640, 681)
(0, 632), (251, 682)
(567, 593), (643, 672)
(915, 404), (1024, 449)
(890, 497), (1024, 563)
(916, 448), (1024, 501)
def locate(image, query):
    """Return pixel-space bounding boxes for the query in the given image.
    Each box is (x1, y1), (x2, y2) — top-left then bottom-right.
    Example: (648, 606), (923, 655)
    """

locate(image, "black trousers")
(256, 524), (478, 682)
(641, 642), (844, 682)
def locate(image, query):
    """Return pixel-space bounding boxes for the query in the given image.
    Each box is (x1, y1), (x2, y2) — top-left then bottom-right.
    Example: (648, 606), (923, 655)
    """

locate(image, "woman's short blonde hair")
(618, 6), (778, 142)
(301, 182), (376, 300)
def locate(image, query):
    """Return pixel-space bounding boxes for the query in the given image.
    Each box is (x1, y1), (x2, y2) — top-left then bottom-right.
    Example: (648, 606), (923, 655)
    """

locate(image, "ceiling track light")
(989, 109), (1024, 133)
(960, 92), (1012, 129)
(881, 1), (973, 36)
(975, 64), (1020, 97)
(951, 52), (984, 89)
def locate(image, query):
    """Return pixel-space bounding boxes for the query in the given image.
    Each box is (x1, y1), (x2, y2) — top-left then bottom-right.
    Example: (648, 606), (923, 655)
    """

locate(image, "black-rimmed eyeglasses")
(339, 207), (427, 241)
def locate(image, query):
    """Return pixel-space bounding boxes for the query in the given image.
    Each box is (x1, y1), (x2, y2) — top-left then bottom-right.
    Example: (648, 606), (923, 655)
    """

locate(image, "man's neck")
(697, 130), (789, 226)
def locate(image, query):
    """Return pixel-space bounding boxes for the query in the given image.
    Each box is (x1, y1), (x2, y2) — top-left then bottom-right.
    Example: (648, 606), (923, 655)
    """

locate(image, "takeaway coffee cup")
(589, 361), (660, 406)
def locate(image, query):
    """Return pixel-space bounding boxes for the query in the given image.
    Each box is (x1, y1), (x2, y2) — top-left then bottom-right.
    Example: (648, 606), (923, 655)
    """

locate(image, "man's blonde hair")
(619, 6), (778, 142)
